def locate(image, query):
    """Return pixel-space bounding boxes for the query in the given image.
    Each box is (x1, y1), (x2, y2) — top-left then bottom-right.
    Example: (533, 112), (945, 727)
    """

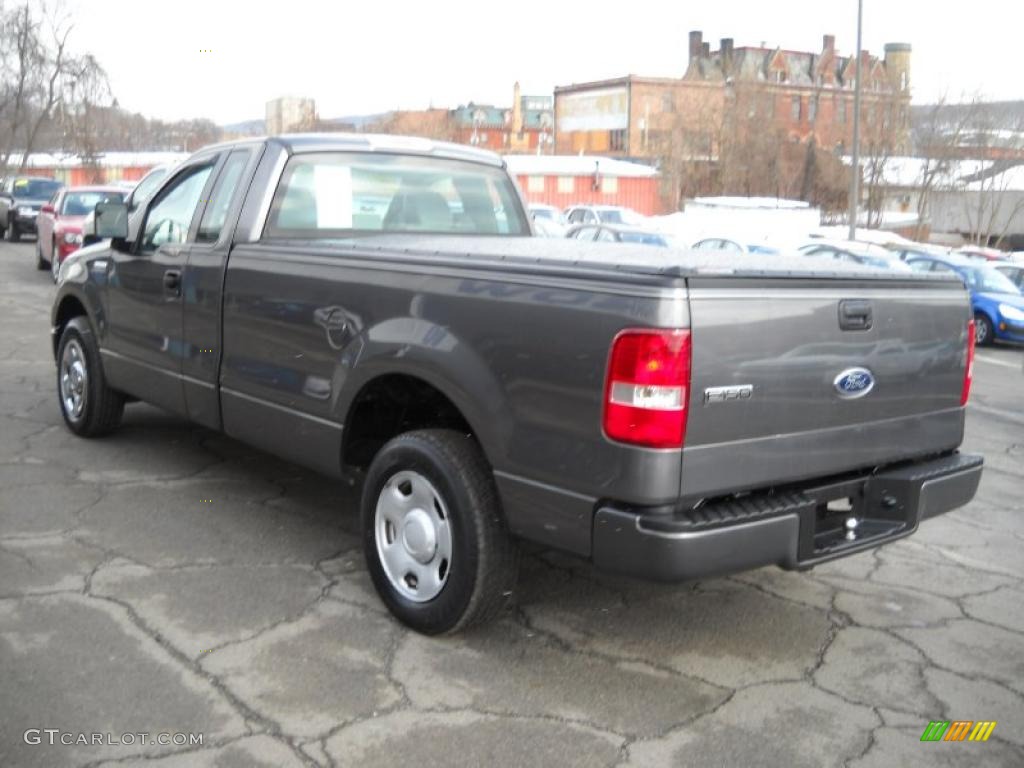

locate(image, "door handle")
(163, 269), (182, 297)
(838, 299), (872, 331)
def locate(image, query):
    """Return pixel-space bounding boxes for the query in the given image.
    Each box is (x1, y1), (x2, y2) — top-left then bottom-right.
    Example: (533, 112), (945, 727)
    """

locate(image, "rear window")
(264, 152), (529, 238)
(13, 178), (62, 199)
(61, 190), (124, 216)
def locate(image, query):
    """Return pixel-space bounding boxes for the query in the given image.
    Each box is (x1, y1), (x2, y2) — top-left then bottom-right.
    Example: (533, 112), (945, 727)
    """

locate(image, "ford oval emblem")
(833, 367), (875, 399)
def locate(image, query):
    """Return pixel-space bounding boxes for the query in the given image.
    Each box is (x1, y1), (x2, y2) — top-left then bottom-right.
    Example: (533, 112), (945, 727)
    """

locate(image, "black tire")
(36, 237), (49, 271)
(361, 429), (519, 634)
(6, 220), (19, 242)
(974, 312), (994, 347)
(56, 316), (125, 437)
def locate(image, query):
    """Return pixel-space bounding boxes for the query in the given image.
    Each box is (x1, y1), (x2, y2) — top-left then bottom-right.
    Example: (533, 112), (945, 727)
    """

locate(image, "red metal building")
(504, 154), (662, 215)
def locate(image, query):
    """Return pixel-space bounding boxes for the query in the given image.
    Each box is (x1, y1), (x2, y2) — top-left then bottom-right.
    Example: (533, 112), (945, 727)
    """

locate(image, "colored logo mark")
(920, 720), (997, 742)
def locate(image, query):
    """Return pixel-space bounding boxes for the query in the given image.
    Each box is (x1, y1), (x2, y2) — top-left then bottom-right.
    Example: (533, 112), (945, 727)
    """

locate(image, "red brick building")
(554, 31), (911, 162)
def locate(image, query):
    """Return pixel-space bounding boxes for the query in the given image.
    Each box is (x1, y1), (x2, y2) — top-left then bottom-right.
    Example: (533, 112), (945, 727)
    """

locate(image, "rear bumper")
(592, 452), (983, 582)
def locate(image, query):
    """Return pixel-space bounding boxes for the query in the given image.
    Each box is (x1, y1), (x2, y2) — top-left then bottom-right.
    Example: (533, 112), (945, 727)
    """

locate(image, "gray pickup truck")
(51, 135), (983, 634)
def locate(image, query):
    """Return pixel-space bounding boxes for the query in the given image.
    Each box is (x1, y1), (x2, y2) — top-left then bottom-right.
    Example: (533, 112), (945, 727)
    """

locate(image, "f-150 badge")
(703, 384), (753, 404)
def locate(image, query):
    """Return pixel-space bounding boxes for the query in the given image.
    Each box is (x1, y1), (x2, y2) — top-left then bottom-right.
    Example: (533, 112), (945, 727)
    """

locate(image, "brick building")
(555, 32), (911, 159)
(368, 83), (554, 153)
(554, 31), (912, 209)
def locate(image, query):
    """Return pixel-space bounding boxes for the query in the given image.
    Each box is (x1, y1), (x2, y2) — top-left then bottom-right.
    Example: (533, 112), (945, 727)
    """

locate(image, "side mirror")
(95, 202), (129, 239)
(41, 204), (55, 215)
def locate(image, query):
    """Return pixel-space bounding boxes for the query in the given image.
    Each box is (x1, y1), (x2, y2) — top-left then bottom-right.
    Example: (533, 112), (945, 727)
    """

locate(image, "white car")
(691, 237), (783, 256)
(528, 204), (567, 237)
(564, 204), (646, 227)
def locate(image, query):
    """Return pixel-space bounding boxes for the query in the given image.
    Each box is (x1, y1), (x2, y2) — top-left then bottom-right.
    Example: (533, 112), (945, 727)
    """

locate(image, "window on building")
(527, 175), (545, 193)
(808, 97), (818, 122)
(557, 176), (575, 194)
(900, 71), (908, 90)
(600, 176), (618, 194)
(791, 95), (802, 121)
(609, 129), (627, 152)
(837, 99), (847, 124)
(662, 93), (675, 113)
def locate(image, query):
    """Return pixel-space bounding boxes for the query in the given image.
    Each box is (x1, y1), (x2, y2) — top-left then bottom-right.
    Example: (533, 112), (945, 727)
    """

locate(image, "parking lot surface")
(1, 239), (1022, 767)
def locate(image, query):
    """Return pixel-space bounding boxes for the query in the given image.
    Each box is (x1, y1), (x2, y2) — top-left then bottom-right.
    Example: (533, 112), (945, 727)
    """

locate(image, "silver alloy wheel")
(60, 339), (88, 422)
(975, 318), (988, 344)
(374, 470), (453, 602)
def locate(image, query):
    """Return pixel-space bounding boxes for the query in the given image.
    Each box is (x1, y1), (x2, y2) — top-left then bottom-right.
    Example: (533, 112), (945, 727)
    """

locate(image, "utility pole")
(847, 0), (863, 240)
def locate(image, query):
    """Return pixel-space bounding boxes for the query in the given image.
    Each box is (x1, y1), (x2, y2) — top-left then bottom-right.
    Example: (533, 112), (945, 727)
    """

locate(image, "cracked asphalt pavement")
(1, 239), (1022, 767)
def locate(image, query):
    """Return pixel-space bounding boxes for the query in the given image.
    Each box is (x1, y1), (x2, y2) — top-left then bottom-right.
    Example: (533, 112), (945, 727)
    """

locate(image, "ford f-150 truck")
(51, 135), (983, 634)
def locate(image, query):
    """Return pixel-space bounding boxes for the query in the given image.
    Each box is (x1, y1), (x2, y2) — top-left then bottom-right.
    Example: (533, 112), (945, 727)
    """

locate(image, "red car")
(36, 185), (126, 280)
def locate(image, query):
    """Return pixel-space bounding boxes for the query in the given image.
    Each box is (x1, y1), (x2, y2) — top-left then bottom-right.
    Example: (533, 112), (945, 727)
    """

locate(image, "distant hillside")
(220, 113), (390, 135)
(221, 119), (265, 136)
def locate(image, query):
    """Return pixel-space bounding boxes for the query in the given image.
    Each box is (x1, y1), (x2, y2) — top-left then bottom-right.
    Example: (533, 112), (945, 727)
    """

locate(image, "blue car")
(905, 254), (1024, 345)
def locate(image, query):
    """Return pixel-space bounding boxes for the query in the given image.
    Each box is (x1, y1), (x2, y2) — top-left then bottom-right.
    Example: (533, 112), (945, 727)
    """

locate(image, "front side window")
(265, 152), (529, 238)
(141, 165), (214, 252)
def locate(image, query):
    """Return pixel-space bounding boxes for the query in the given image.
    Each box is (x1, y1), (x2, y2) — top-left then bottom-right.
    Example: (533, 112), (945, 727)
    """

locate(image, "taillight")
(603, 329), (691, 448)
(961, 318), (975, 406)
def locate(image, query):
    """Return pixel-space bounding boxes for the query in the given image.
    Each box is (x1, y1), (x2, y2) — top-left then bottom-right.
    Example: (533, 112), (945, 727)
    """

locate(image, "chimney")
(512, 81), (522, 134)
(720, 37), (734, 74)
(689, 30), (703, 60)
(822, 34), (835, 54)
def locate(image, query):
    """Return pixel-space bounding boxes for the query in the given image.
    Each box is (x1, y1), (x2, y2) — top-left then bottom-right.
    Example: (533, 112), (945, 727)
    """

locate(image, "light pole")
(847, 0), (863, 240)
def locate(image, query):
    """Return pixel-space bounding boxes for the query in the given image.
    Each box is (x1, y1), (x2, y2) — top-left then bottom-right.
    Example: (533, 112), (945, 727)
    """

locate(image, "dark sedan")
(0, 176), (64, 242)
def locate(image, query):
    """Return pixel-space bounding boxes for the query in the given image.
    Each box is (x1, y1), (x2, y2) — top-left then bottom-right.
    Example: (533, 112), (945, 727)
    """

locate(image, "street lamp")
(847, 0), (864, 240)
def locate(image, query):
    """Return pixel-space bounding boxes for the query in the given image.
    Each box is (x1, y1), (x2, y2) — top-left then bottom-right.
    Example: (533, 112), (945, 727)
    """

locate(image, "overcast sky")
(67, 0), (1017, 125)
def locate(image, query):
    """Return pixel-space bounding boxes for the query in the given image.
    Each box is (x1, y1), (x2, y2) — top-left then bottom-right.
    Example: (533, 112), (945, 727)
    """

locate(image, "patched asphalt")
(1, 240), (1022, 767)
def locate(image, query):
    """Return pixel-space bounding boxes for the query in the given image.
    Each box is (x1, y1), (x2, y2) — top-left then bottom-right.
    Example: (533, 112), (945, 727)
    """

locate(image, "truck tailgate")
(681, 276), (971, 500)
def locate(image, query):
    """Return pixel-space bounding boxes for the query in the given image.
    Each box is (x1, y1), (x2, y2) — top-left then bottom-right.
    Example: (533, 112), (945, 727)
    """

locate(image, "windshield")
(265, 152), (529, 237)
(531, 207), (555, 221)
(13, 178), (62, 199)
(61, 190), (125, 216)
(965, 266), (1022, 295)
(618, 231), (667, 246)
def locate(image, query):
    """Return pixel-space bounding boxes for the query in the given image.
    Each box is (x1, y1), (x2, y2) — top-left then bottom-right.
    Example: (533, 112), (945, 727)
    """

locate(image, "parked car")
(566, 223), (671, 246)
(955, 244), (1008, 262)
(800, 240), (914, 272)
(564, 204), (646, 227)
(528, 203), (567, 237)
(53, 134), (982, 634)
(0, 176), (64, 242)
(993, 262), (1024, 291)
(692, 237), (783, 256)
(904, 254), (1024, 345)
(36, 186), (127, 279)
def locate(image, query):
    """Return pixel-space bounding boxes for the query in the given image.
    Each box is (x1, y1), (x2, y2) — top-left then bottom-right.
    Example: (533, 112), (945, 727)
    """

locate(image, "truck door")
(104, 158), (218, 414)
(180, 148), (260, 429)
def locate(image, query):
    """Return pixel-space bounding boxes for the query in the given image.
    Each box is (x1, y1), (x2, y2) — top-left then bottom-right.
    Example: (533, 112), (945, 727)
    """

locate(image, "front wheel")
(361, 429), (519, 634)
(6, 221), (20, 243)
(974, 312), (995, 347)
(56, 316), (125, 436)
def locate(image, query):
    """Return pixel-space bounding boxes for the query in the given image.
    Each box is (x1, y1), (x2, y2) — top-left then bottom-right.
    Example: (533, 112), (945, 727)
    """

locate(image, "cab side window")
(141, 165), (214, 252)
(196, 151), (249, 244)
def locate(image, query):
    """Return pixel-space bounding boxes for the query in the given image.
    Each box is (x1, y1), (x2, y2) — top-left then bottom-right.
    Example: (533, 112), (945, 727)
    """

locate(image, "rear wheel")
(361, 429), (519, 634)
(974, 312), (994, 347)
(36, 238), (49, 271)
(57, 316), (125, 436)
(50, 241), (59, 281)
